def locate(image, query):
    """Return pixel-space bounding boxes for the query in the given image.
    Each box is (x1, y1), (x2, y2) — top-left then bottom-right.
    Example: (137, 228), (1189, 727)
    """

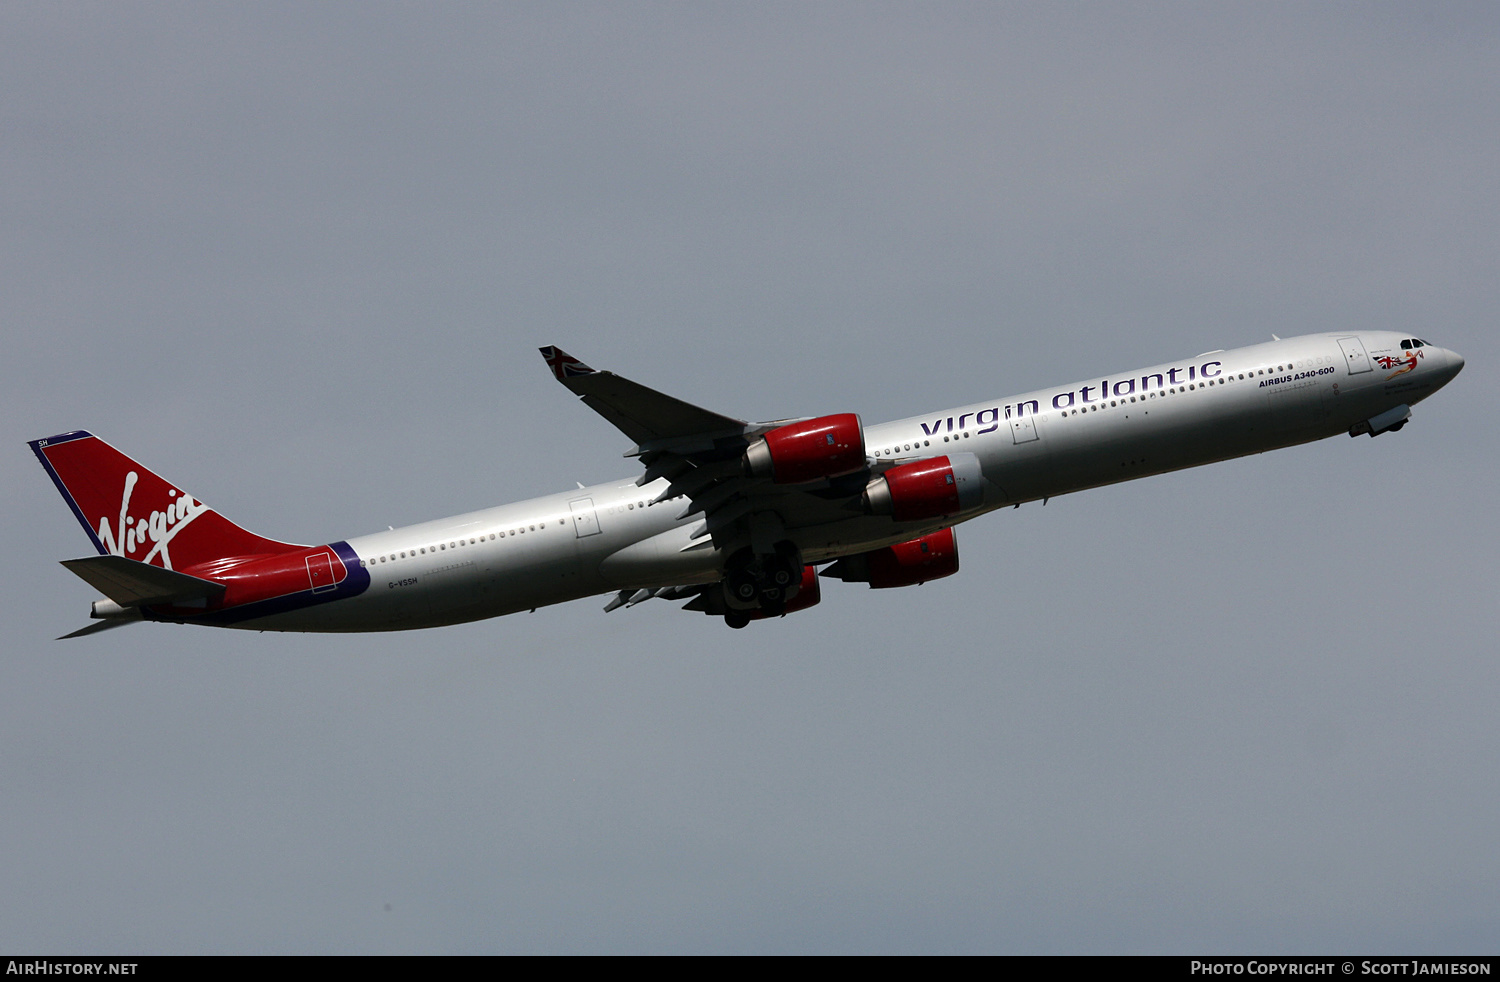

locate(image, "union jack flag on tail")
(539, 346), (597, 381)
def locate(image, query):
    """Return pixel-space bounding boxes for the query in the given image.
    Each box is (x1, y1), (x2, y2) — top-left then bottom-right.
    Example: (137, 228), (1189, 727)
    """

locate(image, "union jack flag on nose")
(539, 346), (597, 381)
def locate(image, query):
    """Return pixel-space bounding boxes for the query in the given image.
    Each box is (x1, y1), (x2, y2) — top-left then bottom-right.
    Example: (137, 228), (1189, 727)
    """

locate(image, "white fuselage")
(233, 331), (1462, 631)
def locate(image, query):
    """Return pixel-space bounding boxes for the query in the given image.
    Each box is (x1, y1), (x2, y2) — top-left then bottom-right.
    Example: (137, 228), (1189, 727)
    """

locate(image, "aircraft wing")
(540, 346), (870, 562)
(538, 346), (750, 451)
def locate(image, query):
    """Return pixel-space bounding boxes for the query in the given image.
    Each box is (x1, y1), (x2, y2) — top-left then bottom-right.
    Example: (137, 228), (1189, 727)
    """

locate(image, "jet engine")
(747, 565), (822, 620)
(743, 414), (865, 484)
(821, 528), (960, 589)
(863, 453), (983, 522)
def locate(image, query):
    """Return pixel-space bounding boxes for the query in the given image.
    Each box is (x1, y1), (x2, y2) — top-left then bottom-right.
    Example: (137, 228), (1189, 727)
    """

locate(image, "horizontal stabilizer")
(60, 555), (225, 608)
(58, 615), (141, 640)
(539, 345), (746, 446)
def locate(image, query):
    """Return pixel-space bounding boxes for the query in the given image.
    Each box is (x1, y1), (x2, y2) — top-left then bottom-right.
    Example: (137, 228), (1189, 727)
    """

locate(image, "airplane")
(30, 331), (1463, 637)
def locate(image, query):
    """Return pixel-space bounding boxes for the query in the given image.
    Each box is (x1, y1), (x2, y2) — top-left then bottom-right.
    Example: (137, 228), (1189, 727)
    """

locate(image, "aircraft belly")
(221, 559), (612, 631)
(597, 524), (724, 590)
(217, 589), (406, 632)
(1040, 389), (1304, 498)
(979, 423), (1052, 504)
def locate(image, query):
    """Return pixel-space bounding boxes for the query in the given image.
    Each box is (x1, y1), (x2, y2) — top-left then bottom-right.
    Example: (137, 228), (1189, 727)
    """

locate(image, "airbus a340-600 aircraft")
(32, 332), (1462, 636)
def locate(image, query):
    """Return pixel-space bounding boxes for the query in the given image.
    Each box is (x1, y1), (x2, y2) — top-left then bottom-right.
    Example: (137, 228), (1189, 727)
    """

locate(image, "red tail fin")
(30, 431), (301, 572)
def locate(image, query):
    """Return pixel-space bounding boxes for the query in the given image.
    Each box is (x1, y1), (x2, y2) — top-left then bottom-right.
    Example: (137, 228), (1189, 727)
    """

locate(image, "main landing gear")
(720, 542), (803, 628)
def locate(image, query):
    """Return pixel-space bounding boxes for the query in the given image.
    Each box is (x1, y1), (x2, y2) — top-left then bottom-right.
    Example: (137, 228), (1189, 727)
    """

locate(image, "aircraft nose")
(1433, 347), (1465, 387)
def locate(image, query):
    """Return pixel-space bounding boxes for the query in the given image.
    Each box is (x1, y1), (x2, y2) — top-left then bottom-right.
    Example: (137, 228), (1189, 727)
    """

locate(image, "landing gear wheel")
(767, 540), (803, 598)
(727, 569), (759, 605)
(724, 611), (750, 630)
(766, 547), (799, 586)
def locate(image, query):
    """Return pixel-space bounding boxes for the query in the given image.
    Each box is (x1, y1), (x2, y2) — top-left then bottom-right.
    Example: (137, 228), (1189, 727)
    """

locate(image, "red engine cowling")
(821, 528), (959, 589)
(749, 565), (822, 619)
(744, 413), (865, 484)
(864, 452), (984, 522)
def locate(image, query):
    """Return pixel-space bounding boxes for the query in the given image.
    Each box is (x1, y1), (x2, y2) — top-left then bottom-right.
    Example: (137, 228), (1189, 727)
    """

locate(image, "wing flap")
(60, 555), (226, 608)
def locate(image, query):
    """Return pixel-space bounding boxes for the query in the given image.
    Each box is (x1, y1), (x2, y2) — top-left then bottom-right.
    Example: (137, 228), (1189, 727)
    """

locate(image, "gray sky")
(3, 2), (1497, 953)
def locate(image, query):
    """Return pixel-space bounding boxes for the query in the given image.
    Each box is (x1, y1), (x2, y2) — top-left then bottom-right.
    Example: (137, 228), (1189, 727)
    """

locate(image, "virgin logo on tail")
(31, 430), (306, 578)
(97, 471), (210, 570)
